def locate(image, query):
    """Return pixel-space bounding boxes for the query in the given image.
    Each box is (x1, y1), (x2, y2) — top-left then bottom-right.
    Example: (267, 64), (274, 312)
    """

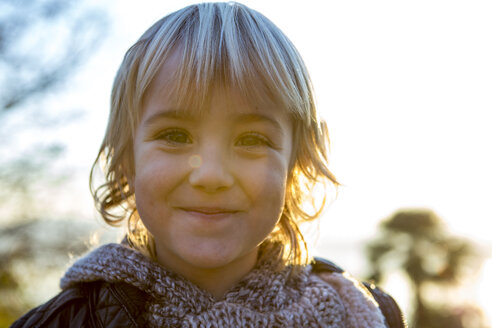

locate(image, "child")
(12, 2), (405, 327)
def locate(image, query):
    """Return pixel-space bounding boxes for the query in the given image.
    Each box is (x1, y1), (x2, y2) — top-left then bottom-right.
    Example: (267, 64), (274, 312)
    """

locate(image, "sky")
(22, 0), (492, 317)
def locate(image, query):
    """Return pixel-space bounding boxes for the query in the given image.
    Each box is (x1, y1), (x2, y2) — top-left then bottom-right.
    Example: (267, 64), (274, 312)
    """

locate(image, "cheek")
(133, 152), (187, 207)
(241, 157), (289, 211)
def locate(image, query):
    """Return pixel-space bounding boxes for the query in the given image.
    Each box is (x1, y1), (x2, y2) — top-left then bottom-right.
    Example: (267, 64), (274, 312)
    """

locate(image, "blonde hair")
(90, 2), (338, 266)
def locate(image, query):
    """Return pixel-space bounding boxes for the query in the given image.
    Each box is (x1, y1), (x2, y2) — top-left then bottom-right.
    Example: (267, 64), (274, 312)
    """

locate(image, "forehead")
(141, 49), (293, 121)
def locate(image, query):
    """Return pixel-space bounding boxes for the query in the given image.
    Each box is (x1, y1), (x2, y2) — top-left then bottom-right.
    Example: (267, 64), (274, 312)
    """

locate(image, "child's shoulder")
(10, 281), (148, 328)
(11, 282), (90, 328)
(310, 257), (407, 328)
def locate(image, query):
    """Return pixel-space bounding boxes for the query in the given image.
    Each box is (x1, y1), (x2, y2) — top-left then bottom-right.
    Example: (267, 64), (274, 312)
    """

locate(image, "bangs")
(137, 2), (312, 119)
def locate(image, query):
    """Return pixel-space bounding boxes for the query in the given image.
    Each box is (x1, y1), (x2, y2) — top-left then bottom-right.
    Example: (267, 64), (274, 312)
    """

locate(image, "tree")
(0, 0), (108, 221)
(0, 0), (107, 112)
(0, 219), (95, 325)
(366, 208), (485, 328)
(0, 0), (108, 325)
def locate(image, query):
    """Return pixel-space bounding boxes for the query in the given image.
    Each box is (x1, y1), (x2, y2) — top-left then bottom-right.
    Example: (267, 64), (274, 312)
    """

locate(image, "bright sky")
(17, 0), (492, 318)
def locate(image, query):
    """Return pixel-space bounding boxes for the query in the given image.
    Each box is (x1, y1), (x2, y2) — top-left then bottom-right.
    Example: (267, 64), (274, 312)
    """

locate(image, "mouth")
(178, 207), (239, 215)
(177, 207), (241, 222)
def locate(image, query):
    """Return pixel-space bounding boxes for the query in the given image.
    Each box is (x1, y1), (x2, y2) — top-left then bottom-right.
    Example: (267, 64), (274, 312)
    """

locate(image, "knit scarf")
(61, 242), (386, 327)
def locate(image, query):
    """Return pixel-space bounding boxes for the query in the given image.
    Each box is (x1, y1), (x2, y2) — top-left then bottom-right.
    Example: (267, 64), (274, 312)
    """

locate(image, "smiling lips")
(179, 207), (239, 219)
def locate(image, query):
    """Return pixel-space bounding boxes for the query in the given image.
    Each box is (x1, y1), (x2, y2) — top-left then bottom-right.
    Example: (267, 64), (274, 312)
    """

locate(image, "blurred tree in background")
(0, 0), (107, 221)
(0, 0), (108, 325)
(0, 0), (106, 111)
(0, 219), (99, 326)
(366, 209), (486, 328)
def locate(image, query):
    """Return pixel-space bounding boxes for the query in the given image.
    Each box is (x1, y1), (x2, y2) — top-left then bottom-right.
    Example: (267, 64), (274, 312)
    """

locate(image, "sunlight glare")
(477, 259), (492, 323)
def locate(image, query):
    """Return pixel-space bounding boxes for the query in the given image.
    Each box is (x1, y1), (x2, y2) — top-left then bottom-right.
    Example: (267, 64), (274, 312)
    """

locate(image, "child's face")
(131, 51), (293, 276)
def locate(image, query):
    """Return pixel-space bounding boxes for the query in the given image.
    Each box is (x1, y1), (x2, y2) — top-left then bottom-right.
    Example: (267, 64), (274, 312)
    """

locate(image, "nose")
(188, 150), (234, 193)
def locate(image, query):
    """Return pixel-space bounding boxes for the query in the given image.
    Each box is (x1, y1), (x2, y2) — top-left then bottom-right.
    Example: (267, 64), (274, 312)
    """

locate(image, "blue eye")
(156, 129), (192, 145)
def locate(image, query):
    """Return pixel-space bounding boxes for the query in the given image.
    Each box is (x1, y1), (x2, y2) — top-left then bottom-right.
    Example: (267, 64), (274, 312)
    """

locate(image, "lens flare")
(188, 155), (202, 168)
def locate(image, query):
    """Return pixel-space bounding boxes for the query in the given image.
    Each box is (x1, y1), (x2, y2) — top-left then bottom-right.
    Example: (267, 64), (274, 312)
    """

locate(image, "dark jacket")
(11, 281), (148, 328)
(12, 259), (406, 328)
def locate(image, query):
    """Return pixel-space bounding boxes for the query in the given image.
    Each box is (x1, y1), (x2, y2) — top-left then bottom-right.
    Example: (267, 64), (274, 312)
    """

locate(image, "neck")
(156, 249), (259, 299)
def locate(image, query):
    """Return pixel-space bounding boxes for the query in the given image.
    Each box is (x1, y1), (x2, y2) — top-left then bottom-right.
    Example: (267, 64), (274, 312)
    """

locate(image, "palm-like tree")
(366, 209), (484, 328)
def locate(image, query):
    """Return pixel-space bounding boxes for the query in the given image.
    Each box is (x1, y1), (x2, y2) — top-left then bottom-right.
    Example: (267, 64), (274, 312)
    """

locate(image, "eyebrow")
(233, 113), (285, 134)
(143, 109), (286, 134)
(143, 109), (195, 127)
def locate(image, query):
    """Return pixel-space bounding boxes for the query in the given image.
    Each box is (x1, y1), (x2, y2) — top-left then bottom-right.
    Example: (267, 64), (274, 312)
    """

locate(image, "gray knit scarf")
(61, 242), (385, 327)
